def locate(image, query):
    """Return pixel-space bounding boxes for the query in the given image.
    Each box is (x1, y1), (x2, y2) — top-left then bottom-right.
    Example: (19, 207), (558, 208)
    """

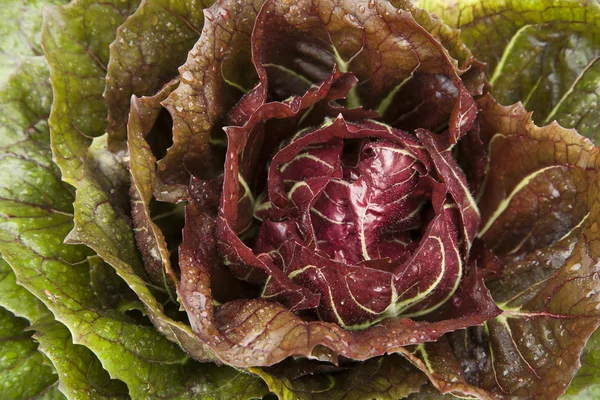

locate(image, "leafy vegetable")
(563, 327), (600, 399)
(0, 33), (265, 399)
(1, 0), (599, 398)
(0, 0), (65, 82)
(418, 0), (600, 142)
(32, 320), (130, 400)
(0, 307), (60, 399)
(251, 355), (428, 400)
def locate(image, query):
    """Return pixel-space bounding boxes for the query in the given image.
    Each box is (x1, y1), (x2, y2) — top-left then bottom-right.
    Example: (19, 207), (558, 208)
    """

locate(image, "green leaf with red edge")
(388, 0), (479, 68)
(62, 128), (214, 359)
(158, 0), (263, 189)
(104, 0), (215, 145)
(128, 80), (180, 291)
(476, 95), (592, 262)
(250, 355), (427, 400)
(480, 212), (600, 397)
(417, 0), (600, 141)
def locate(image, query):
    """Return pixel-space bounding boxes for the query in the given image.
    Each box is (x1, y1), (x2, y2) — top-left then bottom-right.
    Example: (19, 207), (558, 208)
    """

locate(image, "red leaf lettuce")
(0, 0), (598, 399)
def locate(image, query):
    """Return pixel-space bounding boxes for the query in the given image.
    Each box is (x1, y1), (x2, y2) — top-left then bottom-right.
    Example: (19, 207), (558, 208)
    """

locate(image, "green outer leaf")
(42, 0), (222, 362)
(0, 0), (65, 85)
(416, 0), (600, 73)
(0, 307), (62, 400)
(0, 106), (264, 397)
(489, 23), (600, 142)
(562, 387), (600, 400)
(416, 0), (600, 141)
(0, 54), (128, 400)
(0, 52), (130, 399)
(42, 0), (140, 184)
(548, 57), (600, 143)
(31, 319), (131, 400)
(0, 44), (265, 399)
(561, 326), (600, 399)
(2, 251), (129, 400)
(0, 257), (50, 323)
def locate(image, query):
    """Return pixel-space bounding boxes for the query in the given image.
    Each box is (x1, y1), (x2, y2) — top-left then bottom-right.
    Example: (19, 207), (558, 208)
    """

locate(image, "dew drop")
(344, 14), (356, 23)
(182, 70), (194, 82)
(569, 263), (581, 272)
